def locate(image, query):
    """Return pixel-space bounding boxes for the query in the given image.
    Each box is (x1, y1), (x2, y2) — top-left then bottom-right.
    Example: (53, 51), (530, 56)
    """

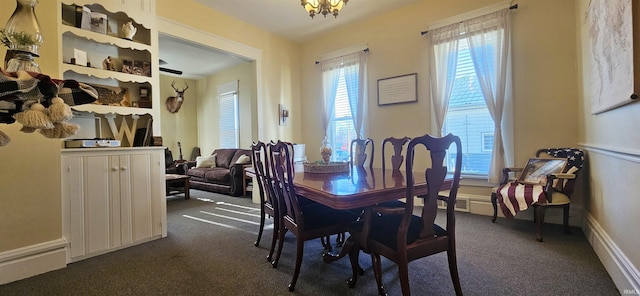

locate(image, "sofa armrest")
(229, 163), (250, 196)
(230, 163), (247, 177)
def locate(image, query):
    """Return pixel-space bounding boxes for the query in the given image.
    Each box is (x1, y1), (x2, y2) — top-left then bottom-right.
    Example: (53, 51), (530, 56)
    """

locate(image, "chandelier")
(301, 0), (349, 18)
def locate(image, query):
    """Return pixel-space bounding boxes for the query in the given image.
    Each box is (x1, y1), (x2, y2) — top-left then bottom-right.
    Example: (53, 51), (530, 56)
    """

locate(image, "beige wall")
(576, 0), (640, 291)
(301, 0), (579, 163)
(156, 0), (302, 144)
(300, 0), (579, 208)
(0, 0), (62, 252)
(195, 61), (256, 154)
(159, 75), (198, 160)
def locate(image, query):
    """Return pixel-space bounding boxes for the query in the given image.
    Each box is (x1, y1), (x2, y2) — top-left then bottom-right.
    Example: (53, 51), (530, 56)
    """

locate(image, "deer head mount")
(165, 81), (189, 113)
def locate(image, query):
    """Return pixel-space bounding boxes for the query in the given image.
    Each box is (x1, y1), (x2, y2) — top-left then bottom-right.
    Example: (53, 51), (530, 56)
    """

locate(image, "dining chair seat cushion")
(547, 191), (570, 205)
(351, 214), (446, 251)
(301, 204), (358, 231)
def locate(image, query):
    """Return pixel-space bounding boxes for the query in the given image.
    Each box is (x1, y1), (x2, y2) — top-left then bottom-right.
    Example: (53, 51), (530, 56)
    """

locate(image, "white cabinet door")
(62, 147), (166, 262)
(84, 155), (113, 254)
(62, 156), (85, 260)
(125, 153), (154, 243)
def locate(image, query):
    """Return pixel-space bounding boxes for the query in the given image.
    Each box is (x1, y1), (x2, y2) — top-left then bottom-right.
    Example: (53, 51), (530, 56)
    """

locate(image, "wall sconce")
(279, 103), (289, 126)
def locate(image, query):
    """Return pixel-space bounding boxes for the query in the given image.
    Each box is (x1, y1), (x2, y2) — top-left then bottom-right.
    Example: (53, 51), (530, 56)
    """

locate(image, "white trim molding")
(584, 213), (640, 293)
(0, 239), (67, 285)
(579, 143), (640, 163)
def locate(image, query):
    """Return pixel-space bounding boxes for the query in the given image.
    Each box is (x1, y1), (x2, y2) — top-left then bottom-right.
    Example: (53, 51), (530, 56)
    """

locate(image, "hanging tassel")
(47, 97), (73, 123)
(13, 101), (54, 129)
(0, 129), (10, 146)
(39, 122), (79, 139)
(20, 126), (37, 133)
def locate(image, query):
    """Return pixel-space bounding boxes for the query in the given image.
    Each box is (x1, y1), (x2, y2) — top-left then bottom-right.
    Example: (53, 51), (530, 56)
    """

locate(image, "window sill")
(459, 175), (497, 188)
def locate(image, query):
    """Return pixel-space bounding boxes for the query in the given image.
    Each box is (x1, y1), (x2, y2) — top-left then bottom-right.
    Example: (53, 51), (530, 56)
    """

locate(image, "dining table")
(293, 165), (452, 210)
(292, 164), (453, 263)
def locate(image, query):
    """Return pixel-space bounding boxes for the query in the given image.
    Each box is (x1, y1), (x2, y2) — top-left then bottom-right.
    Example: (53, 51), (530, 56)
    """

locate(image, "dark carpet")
(0, 190), (619, 295)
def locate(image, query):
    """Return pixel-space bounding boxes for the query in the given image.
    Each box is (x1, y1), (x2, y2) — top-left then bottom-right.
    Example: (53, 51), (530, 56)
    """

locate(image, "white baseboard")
(585, 213), (639, 294)
(0, 239), (68, 285)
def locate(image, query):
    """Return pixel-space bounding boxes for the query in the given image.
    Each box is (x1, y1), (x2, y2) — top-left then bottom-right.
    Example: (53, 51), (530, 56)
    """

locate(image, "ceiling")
(159, 0), (423, 78)
(158, 34), (250, 79)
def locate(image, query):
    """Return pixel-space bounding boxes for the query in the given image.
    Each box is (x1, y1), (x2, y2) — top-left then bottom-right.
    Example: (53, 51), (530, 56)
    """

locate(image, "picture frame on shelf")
(73, 49), (88, 67)
(139, 87), (149, 98)
(138, 86), (152, 108)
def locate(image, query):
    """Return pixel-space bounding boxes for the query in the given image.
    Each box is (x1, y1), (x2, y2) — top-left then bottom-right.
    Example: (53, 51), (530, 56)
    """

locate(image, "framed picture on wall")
(377, 73), (418, 106)
(582, 0), (639, 114)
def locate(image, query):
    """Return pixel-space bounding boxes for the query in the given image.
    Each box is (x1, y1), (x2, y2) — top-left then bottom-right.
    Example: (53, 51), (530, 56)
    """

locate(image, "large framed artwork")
(581, 0), (639, 114)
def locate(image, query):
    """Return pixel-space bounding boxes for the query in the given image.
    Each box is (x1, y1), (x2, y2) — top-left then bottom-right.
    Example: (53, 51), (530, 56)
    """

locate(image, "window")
(218, 81), (239, 148)
(443, 39), (495, 175)
(320, 49), (367, 162)
(428, 8), (511, 181)
(328, 69), (356, 162)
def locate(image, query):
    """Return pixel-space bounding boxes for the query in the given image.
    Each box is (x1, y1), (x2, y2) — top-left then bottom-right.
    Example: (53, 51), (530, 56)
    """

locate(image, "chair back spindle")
(382, 136), (411, 171)
(350, 138), (374, 169)
(406, 133), (462, 242)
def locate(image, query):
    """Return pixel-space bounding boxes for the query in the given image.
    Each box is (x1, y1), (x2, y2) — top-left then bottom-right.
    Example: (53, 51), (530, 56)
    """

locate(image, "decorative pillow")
(196, 154), (217, 168)
(235, 154), (251, 164)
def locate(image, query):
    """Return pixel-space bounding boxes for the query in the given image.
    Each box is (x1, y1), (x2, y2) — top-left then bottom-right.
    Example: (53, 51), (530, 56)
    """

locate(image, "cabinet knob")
(111, 167), (118, 171)
(120, 166), (127, 171)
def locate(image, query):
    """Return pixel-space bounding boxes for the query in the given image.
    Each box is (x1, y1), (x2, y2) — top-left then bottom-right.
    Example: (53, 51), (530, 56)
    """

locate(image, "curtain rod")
(315, 48), (369, 65)
(420, 3), (518, 36)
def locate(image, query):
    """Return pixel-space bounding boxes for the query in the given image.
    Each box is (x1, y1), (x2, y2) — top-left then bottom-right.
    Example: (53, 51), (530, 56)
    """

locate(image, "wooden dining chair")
(379, 136), (412, 207)
(347, 133), (463, 296)
(269, 140), (359, 292)
(381, 136), (411, 171)
(350, 138), (374, 169)
(251, 141), (280, 263)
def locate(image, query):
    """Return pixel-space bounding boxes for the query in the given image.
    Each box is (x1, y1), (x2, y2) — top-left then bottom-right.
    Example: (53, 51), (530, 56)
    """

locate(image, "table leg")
(323, 235), (356, 263)
(184, 178), (190, 200)
(322, 234), (365, 288)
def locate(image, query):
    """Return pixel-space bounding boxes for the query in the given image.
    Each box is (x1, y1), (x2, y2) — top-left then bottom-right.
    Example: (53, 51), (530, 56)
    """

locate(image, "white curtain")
(427, 23), (462, 137)
(464, 9), (510, 183)
(320, 57), (342, 137)
(426, 8), (511, 182)
(342, 51), (367, 138)
(320, 51), (367, 138)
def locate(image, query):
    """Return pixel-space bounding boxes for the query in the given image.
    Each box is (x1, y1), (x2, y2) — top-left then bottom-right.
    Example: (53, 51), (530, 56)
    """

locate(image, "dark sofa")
(183, 148), (251, 196)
